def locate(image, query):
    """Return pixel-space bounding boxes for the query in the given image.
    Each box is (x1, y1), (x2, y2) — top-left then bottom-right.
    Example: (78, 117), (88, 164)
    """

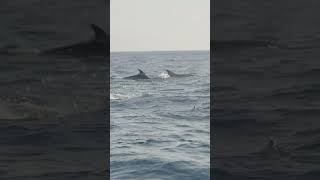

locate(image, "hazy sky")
(111, 0), (210, 52)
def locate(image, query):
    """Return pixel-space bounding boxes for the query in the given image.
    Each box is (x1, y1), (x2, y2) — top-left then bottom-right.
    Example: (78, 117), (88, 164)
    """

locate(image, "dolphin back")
(41, 24), (108, 57)
(166, 69), (192, 78)
(124, 69), (150, 80)
(166, 70), (177, 77)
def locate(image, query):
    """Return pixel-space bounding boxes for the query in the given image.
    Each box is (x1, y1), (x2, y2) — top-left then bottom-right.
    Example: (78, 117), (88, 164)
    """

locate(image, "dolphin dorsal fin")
(166, 70), (176, 76)
(90, 24), (107, 40)
(138, 69), (145, 75)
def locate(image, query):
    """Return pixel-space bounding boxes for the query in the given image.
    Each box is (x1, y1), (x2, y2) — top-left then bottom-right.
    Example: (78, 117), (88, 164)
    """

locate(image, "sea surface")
(111, 51), (210, 179)
(213, 0), (320, 179)
(0, 0), (108, 179)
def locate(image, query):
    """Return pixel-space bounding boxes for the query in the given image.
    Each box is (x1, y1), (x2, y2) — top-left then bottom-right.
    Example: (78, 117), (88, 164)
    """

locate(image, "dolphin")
(124, 69), (150, 80)
(166, 70), (193, 78)
(41, 24), (108, 57)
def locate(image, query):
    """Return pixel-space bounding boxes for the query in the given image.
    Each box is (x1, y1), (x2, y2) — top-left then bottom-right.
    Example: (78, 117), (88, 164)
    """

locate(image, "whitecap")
(159, 72), (170, 79)
(110, 93), (130, 100)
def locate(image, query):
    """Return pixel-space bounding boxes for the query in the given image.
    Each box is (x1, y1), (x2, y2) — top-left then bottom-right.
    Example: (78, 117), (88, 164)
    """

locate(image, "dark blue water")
(111, 51), (210, 179)
(0, 1), (107, 179)
(213, 0), (320, 179)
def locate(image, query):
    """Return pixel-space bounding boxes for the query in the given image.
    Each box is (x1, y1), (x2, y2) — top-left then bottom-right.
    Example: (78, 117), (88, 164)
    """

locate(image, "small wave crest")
(111, 159), (209, 180)
(110, 93), (129, 100)
(111, 92), (152, 101)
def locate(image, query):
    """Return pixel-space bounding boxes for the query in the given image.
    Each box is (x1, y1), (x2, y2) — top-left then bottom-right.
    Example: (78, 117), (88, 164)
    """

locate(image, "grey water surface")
(213, 0), (320, 179)
(111, 51), (210, 180)
(0, 1), (108, 179)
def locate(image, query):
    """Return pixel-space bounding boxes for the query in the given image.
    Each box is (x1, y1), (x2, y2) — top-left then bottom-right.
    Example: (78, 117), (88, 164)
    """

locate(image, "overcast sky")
(111, 0), (210, 52)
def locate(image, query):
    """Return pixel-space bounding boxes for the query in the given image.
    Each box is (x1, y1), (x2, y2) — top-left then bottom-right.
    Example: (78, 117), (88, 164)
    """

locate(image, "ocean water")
(213, 0), (320, 179)
(111, 51), (210, 179)
(0, 0), (108, 179)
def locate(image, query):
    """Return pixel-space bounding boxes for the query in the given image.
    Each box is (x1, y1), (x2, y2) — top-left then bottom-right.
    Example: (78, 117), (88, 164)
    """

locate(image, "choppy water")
(213, 0), (320, 179)
(0, 0), (107, 179)
(111, 51), (210, 179)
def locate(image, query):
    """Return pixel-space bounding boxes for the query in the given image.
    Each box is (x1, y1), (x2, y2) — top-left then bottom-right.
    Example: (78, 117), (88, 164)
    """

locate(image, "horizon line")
(110, 49), (210, 53)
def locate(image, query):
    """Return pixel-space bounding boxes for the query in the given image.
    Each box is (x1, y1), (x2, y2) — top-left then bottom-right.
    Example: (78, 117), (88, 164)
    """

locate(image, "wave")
(110, 92), (152, 101)
(213, 168), (320, 180)
(2, 130), (64, 146)
(0, 44), (40, 55)
(111, 159), (209, 180)
(295, 141), (320, 151)
(212, 168), (254, 180)
(211, 39), (278, 51)
(0, 78), (41, 87)
(110, 93), (129, 100)
(269, 84), (320, 99)
(295, 128), (320, 137)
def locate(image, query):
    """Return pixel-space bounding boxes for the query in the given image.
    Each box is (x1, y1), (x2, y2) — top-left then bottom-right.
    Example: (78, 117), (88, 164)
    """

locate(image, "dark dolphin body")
(124, 69), (150, 80)
(42, 24), (108, 57)
(166, 70), (193, 78)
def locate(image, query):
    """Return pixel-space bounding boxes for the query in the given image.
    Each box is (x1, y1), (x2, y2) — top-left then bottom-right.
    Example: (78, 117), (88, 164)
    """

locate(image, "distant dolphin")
(42, 24), (108, 57)
(124, 69), (150, 80)
(166, 70), (193, 78)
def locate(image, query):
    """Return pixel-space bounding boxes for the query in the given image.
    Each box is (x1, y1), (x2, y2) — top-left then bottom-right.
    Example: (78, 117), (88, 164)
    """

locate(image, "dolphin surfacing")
(42, 24), (108, 57)
(124, 69), (150, 80)
(166, 70), (193, 78)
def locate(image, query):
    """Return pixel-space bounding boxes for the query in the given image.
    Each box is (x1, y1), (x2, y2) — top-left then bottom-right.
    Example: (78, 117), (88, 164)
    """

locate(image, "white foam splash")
(110, 93), (130, 100)
(159, 72), (170, 79)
